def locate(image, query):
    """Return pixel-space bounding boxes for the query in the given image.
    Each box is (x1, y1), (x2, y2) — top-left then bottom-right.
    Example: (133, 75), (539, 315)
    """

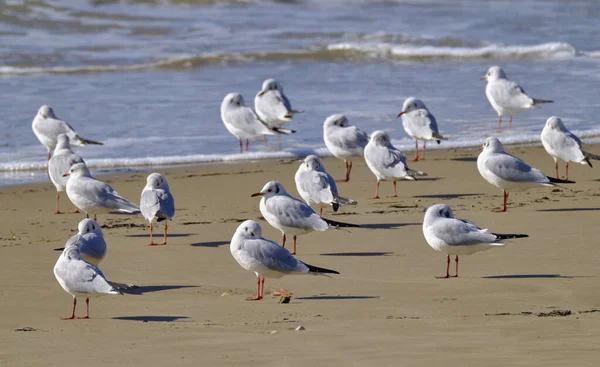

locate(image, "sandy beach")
(1, 144), (600, 366)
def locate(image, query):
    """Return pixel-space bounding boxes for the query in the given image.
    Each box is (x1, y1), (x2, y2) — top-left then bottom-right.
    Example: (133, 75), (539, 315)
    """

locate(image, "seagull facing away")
(397, 97), (447, 161)
(423, 204), (528, 278)
(32, 105), (103, 160)
(221, 93), (295, 153)
(294, 155), (357, 216)
(140, 173), (175, 246)
(541, 116), (600, 180)
(251, 181), (358, 255)
(64, 162), (140, 221)
(230, 220), (339, 300)
(364, 130), (426, 199)
(323, 114), (369, 182)
(63, 219), (107, 266)
(477, 137), (574, 212)
(481, 66), (553, 132)
(48, 134), (85, 214)
(254, 78), (303, 127)
(53, 243), (121, 319)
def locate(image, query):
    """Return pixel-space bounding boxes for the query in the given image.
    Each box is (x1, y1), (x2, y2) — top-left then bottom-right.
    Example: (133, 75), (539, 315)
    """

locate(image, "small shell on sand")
(295, 326), (305, 331)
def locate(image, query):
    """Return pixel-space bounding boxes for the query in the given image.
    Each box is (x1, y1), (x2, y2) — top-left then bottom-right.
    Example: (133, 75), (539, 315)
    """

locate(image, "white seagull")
(294, 155), (357, 216)
(254, 78), (303, 127)
(323, 114), (369, 182)
(48, 134), (85, 214)
(397, 97), (447, 161)
(477, 137), (574, 212)
(53, 243), (121, 319)
(541, 116), (600, 180)
(364, 130), (425, 199)
(63, 219), (107, 266)
(481, 66), (553, 132)
(221, 93), (295, 153)
(230, 220), (339, 300)
(65, 162), (139, 221)
(423, 204), (528, 278)
(32, 105), (102, 160)
(251, 181), (358, 255)
(140, 173), (175, 246)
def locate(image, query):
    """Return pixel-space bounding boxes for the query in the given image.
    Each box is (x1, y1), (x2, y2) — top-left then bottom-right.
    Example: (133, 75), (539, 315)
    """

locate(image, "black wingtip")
(436, 140), (441, 145)
(304, 262), (340, 275)
(53, 247), (65, 251)
(493, 233), (529, 240)
(332, 203), (340, 212)
(547, 176), (575, 184)
(322, 217), (359, 228)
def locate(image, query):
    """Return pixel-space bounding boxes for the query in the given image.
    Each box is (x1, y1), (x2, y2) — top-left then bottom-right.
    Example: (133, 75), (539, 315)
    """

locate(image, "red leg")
(388, 181), (398, 198)
(246, 277), (262, 300)
(54, 191), (64, 214)
(555, 161), (559, 179)
(411, 140), (419, 161)
(565, 162), (569, 180)
(239, 139), (243, 153)
(76, 298), (90, 319)
(161, 223), (168, 245)
(451, 256), (459, 277)
(336, 161), (350, 182)
(370, 180), (380, 199)
(147, 223), (158, 246)
(61, 297), (76, 320)
(281, 234), (286, 248)
(508, 116), (512, 130)
(347, 161), (353, 181)
(70, 207), (80, 214)
(245, 139), (249, 152)
(497, 115), (502, 133)
(86, 213), (89, 219)
(260, 277), (265, 298)
(291, 235), (297, 255)
(421, 141), (426, 160)
(93, 214), (97, 222)
(319, 207), (323, 216)
(436, 255), (451, 279)
(47, 151), (51, 161)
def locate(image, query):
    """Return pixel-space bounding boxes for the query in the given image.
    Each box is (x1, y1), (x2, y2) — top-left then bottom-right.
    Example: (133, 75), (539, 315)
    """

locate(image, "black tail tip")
(305, 263), (340, 274)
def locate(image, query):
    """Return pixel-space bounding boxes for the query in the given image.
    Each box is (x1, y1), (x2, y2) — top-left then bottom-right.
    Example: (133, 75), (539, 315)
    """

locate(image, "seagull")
(481, 66), (553, 132)
(254, 79), (303, 127)
(364, 130), (426, 199)
(251, 181), (358, 255)
(294, 155), (357, 216)
(48, 134), (85, 214)
(32, 105), (102, 160)
(230, 220), (339, 300)
(323, 114), (369, 182)
(541, 116), (600, 180)
(65, 162), (140, 220)
(53, 243), (121, 319)
(397, 97), (447, 161)
(423, 204), (528, 278)
(477, 137), (574, 212)
(221, 93), (295, 153)
(140, 173), (175, 246)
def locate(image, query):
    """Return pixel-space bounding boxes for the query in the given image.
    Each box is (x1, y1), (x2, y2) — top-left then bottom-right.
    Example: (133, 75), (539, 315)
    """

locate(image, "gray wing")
(485, 154), (548, 183)
(225, 106), (271, 136)
(383, 147), (407, 169)
(78, 233), (106, 260)
(56, 256), (117, 295)
(73, 178), (139, 212)
(156, 189), (175, 219)
(49, 153), (84, 189)
(256, 92), (291, 122)
(140, 189), (160, 221)
(303, 171), (335, 204)
(242, 238), (307, 274)
(492, 79), (534, 109)
(406, 110), (438, 138)
(432, 218), (498, 246)
(267, 196), (328, 231)
(335, 126), (369, 151)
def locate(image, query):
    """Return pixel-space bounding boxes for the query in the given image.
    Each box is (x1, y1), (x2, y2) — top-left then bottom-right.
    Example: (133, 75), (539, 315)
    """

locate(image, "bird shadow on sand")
(112, 316), (190, 322)
(122, 285), (199, 295)
(359, 222), (420, 229)
(482, 274), (581, 279)
(451, 157), (478, 162)
(320, 252), (393, 257)
(415, 177), (442, 182)
(124, 233), (193, 238)
(190, 241), (230, 248)
(536, 208), (600, 212)
(296, 295), (379, 300)
(413, 193), (484, 199)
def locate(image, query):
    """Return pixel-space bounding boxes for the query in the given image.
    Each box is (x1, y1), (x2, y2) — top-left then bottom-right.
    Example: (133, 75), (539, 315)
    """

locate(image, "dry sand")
(1, 144), (600, 366)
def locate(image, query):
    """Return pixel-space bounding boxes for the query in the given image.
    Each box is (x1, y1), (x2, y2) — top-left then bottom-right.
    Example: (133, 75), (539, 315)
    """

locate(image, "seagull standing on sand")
(477, 137), (574, 212)
(254, 79), (303, 127)
(423, 204), (528, 278)
(323, 114), (369, 182)
(32, 105), (102, 160)
(481, 66), (553, 132)
(230, 220), (339, 300)
(221, 93), (295, 153)
(140, 173), (175, 246)
(65, 162), (139, 220)
(251, 181), (358, 255)
(48, 134), (85, 214)
(541, 116), (600, 180)
(63, 219), (107, 266)
(364, 130), (425, 199)
(53, 244), (121, 319)
(294, 155), (357, 216)
(397, 97), (447, 161)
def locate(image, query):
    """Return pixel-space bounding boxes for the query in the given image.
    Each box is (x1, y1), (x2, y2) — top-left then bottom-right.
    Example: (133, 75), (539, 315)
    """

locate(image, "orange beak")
(479, 146), (484, 151)
(62, 172), (70, 177)
(250, 192), (263, 197)
(480, 75), (487, 81)
(257, 90), (266, 97)
(397, 111), (405, 118)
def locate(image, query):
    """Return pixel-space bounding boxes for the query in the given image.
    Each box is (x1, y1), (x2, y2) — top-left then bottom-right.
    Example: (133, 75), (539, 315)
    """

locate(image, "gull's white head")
(64, 162), (91, 178)
(424, 204), (454, 225)
(370, 130), (390, 147)
(234, 220), (263, 240)
(55, 134), (71, 150)
(37, 105), (56, 119)
(78, 218), (102, 236)
(398, 97), (426, 117)
(251, 180), (287, 199)
(481, 66), (507, 82)
(481, 137), (505, 153)
(545, 116), (567, 131)
(303, 155), (324, 172)
(221, 93), (246, 111)
(146, 172), (169, 190)
(258, 78), (283, 96)
(323, 114), (349, 129)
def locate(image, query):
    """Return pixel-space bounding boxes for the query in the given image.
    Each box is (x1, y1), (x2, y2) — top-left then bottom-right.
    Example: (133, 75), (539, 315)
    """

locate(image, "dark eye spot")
(267, 189), (272, 192)
(275, 185), (280, 194)
(244, 227), (248, 232)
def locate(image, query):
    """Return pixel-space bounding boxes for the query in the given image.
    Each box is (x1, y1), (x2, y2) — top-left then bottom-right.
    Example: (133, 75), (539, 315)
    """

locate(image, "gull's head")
(258, 78), (282, 96)
(545, 116), (566, 131)
(481, 137), (504, 153)
(251, 180), (286, 199)
(481, 66), (507, 82)
(146, 172), (169, 190)
(222, 93), (245, 111)
(63, 162), (91, 178)
(235, 220), (263, 240)
(323, 114), (348, 129)
(398, 97), (426, 117)
(78, 218), (102, 236)
(303, 155), (323, 172)
(424, 204), (454, 225)
(370, 130), (390, 147)
(37, 105), (56, 119)
(55, 134), (71, 150)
